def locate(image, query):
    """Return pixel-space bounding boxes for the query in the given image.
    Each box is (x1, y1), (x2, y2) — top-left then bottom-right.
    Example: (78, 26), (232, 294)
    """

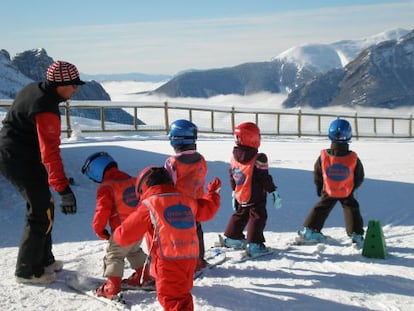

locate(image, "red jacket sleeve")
(196, 191), (220, 222)
(113, 203), (151, 247)
(35, 112), (68, 193)
(92, 185), (114, 235)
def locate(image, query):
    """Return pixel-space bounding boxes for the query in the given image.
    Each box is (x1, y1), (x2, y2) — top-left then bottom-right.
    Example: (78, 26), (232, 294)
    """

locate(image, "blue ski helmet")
(81, 151), (117, 183)
(328, 118), (352, 143)
(168, 119), (198, 146)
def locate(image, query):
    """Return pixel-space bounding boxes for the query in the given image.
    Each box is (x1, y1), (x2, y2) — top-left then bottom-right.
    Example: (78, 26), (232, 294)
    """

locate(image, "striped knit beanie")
(46, 60), (85, 86)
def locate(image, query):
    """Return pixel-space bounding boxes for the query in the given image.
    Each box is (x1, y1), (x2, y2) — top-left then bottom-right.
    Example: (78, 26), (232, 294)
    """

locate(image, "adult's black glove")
(59, 186), (77, 215)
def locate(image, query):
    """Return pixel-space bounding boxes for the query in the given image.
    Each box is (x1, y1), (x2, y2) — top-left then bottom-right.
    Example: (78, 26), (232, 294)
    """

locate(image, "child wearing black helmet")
(164, 119), (210, 271)
(113, 166), (221, 311)
(298, 118), (365, 247)
(81, 152), (152, 300)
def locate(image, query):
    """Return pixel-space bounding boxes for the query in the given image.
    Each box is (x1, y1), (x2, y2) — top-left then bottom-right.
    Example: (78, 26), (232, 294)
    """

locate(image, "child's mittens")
(208, 177), (222, 194)
(270, 190), (282, 209)
(231, 191), (237, 211)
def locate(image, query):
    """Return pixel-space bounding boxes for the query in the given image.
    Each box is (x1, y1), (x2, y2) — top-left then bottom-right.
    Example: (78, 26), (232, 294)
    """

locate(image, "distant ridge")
(150, 28), (412, 109)
(80, 72), (171, 83)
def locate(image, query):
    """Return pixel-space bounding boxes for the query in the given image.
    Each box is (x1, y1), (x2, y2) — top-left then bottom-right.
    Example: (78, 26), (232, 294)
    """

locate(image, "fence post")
(134, 107), (138, 130)
(208, 110), (213, 132)
(100, 107), (105, 131)
(409, 113), (413, 138)
(65, 100), (71, 138)
(297, 108), (302, 138)
(164, 101), (169, 134)
(354, 111), (359, 140)
(231, 106), (235, 132)
(318, 115), (321, 135)
(277, 113), (280, 135)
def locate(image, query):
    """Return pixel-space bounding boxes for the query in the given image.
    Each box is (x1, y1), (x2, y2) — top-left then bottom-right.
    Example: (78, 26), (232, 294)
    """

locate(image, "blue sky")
(1, 0), (413, 75)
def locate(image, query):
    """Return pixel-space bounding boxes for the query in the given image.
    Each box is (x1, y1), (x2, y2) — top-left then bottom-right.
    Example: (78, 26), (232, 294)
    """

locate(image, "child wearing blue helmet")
(164, 119), (209, 271)
(81, 152), (152, 300)
(298, 118), (365, 247)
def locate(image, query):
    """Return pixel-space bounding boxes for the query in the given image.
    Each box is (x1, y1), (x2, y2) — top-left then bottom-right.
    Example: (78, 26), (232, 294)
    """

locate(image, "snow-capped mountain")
(275, 28), (409, 69)
(0, 49), (140, 125)
(0, 50), (33, 99)
(152, 28), (410, 101)
(0, 48), (110, 101)
(283, 29), (414, 108)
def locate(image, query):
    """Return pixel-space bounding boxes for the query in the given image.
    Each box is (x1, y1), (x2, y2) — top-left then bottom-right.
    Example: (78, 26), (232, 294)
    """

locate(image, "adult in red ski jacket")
(81, 152), (151, 300)
(0, 61), (82, 284)
(113, 167), (221, 311)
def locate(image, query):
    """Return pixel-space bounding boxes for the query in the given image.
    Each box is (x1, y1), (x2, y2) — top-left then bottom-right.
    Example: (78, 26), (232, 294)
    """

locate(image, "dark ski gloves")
(59, 185), (77, 214)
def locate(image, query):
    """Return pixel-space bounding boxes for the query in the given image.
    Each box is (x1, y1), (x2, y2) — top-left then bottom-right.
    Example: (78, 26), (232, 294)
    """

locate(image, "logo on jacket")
(326, 164), (350, 181)
(122, 186), (139, 207)
(164, 203), (195, 229)
(232, 168), (246, 185)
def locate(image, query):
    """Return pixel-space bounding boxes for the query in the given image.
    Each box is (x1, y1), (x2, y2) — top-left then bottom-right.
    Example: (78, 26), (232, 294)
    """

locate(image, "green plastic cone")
(362, 220), (387, 259)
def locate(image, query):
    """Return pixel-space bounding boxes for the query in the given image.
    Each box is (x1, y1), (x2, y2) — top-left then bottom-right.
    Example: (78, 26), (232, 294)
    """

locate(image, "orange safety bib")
(321, 150), (357, 198)
(142, 193), (199, 259)
(168, 155), (207, 199)
(230, 154), (257, 204)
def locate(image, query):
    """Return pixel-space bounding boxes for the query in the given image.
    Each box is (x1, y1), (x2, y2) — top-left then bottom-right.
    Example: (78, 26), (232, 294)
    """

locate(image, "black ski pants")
(196, 222), (205, 260)
(0, 151), (55, 278)
(224, 200), (268, 243)
(303, 192), (364, 235)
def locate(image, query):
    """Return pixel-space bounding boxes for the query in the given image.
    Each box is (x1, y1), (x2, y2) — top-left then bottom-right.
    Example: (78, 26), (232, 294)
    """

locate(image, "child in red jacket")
(165, 119), (208, 270)
(81, 152), (151, 300)
(113, 167), (221, 311)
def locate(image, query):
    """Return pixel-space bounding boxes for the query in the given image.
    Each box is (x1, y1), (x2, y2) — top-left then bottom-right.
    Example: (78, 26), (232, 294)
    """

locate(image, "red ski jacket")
(113, 183), (220, 256)
(92, 167), (139, 236)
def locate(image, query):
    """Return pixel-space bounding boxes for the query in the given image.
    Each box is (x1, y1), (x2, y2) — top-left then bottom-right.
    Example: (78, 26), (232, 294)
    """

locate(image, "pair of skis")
(194, 235), (276, 279)
(61, 272), (154, 310)
(210, 234), (275, 264)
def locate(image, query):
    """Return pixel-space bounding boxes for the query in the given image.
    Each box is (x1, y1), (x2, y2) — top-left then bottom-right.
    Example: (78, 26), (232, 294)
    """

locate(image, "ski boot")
(351, 233), (364, 249)
(223, 237), (247, 249)
(246, 243), (270, 256)
(96, 276), (122, 300)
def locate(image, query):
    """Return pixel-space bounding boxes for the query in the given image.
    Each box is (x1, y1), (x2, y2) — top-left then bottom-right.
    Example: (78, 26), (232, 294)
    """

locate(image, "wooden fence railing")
(1, 100), (413, 139)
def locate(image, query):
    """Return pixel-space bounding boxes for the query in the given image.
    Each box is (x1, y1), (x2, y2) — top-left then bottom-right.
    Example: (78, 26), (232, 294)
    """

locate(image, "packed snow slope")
(0, 135), (413, 311)
(1, 81), (413, 310)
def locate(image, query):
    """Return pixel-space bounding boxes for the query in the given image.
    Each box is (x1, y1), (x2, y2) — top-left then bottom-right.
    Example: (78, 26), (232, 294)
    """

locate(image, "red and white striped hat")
(46, 60), (85, 86)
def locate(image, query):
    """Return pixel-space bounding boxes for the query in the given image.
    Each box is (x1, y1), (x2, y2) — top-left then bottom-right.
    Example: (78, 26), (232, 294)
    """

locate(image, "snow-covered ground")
(0, 83), (413, 311)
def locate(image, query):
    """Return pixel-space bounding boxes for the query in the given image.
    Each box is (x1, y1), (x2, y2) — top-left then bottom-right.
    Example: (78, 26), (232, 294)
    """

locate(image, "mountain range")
(0, 49), (139, 125)
(1, 28), (413, 109)
(0, 48), (111, 101)
(284, 29), (414, 108)
(151, 28), (413, 109)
